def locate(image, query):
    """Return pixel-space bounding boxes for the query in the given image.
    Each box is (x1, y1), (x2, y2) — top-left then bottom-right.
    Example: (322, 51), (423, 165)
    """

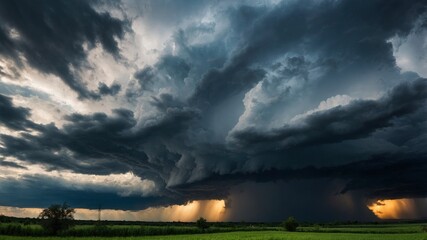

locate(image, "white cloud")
(390, 19), (427, 78)
(291, 94), (353, 122)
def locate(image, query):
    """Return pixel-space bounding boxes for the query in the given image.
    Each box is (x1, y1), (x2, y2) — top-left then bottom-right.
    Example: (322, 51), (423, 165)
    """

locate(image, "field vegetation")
(1, 214), (427, 239)
(1, 230), (427, 240)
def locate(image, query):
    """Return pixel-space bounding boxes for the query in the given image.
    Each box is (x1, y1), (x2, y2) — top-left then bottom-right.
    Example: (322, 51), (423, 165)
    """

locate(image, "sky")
(0, 0), (427, 222)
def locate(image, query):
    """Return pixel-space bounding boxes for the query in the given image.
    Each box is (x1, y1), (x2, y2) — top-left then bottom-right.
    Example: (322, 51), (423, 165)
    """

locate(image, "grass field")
(1, 220), (427, 239)
(0, 223), (278, 237)
(1, 231), (427, 240)
(299, 223), (425, 233)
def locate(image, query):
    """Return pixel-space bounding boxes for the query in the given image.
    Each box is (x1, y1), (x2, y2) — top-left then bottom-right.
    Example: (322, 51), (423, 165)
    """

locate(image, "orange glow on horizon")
(0, 200), (227, 222)
(158, 199), (226, 222)
(367, 199), (416, 219)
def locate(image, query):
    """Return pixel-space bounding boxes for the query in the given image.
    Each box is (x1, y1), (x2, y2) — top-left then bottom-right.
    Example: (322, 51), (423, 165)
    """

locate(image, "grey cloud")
(0, 0), (128, 100)
(340, 157), (427, 200)
(0, 176), (174, 210)
(0, 159), (26, 169)
(0, 99), (200, 192)
(126, 55), (190, 102)
(230, 78), (427, 152)
(190, 0), (426, 111)
(156, 55), (190, 82)
(224, 180), (377, 222)
(190, 66), (266, 108)
(98, 83), (121, 97)
(1, 0), (427, 221)
(0, 109), (142, 174)
(0, 94), (36, 130)
(134, 67), (155, 90)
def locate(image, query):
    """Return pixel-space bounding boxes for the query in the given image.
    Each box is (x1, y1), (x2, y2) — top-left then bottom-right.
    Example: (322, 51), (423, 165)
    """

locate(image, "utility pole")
(98, 204), (101, 223)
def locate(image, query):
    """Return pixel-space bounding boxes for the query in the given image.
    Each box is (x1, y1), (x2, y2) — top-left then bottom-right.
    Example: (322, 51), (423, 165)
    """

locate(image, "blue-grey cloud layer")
(1, 0), (427, 221)
(0, 0), (127, 99)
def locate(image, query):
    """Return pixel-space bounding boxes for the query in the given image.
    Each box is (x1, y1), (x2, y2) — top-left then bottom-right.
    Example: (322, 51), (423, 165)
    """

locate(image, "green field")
(1, 220), (427, 239)
(299, 223), (425, 233)
(1, 231), (427, 240)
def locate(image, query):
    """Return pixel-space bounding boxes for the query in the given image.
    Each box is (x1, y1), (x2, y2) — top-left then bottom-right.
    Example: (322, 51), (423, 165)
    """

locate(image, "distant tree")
(196, 217), (209, 231)
(283, 216), (299, 232)
(38, 203), (75, 235)
(313, 224), (321, 232)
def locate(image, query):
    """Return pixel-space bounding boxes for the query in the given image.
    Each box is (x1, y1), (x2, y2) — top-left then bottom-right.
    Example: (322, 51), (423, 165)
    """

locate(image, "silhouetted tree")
(196, 217), (209, 231)
(38, 203), (75, 235)
(283, 216), (299, 232)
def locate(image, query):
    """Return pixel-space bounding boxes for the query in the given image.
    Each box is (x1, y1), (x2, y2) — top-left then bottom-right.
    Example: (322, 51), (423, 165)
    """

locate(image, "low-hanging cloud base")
(1, 0), (427, 221)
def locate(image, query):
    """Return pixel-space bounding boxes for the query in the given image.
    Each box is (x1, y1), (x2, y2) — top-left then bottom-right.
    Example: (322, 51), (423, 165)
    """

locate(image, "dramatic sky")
(1, 0), (427, 222)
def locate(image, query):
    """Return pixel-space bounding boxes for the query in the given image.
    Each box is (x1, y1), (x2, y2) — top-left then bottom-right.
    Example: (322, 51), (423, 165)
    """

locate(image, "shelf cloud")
(1, 0), (427, 221)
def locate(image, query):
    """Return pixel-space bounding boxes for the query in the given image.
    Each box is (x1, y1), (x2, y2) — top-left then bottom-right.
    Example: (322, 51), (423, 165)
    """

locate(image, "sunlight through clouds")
(0, 200), (226, 222)
(368, 199), (417, 219)
(1, 0), (427, 222)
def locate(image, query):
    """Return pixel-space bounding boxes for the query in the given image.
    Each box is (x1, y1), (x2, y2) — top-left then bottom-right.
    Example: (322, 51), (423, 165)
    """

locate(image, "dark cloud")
(156, 55), (191, 82)
(0, 94), (36, 130)
(0, 108), (146, 174)
(1, 0), (427, 221)
(0, 159), (26, 169)
(224, 180), (377, 222)
(190, 0), (426, 109)
(98, 83), (121, 97)
(190, 66), (266, 108)
(340, 157), (427, 200)
(126, 55), (191, 102)
(133, 67), (155, 90)
(230, 78), (427, 152)
(0, 98), (200, 190)
(184, 149), (427, 203)
(0, 176), (173, 210)
(0, 0), (128, 99)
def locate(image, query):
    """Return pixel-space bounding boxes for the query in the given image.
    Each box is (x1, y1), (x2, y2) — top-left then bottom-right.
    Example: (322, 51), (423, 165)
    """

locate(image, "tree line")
(0, 203), (300, 236)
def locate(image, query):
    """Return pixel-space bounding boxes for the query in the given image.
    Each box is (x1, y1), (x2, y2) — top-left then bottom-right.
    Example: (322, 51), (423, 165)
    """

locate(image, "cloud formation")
(0, 94), (33, 130)
(230, 78), (427, 151)
(1, 0), (427, 221)
(0, 0), (128, 99)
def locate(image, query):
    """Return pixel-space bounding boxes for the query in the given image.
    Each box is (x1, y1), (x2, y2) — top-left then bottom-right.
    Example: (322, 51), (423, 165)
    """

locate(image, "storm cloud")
(0, 94), (37, 130)
(1, 0), (427, 221)
(230, 78), (427, 151)
(0, 0), (128, 99)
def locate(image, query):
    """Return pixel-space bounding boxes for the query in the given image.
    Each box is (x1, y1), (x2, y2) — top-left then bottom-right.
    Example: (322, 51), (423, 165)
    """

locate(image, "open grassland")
(1, 221), (427, 239)
(299, 223), (425, 233)
(1, 231), (427, 240)
(0, 223), (278, 237)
